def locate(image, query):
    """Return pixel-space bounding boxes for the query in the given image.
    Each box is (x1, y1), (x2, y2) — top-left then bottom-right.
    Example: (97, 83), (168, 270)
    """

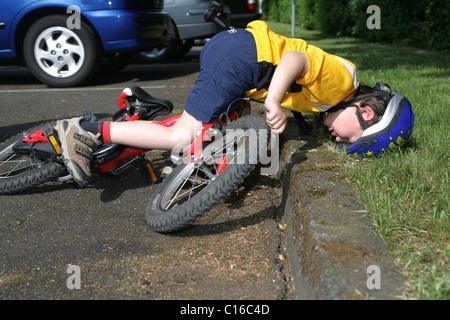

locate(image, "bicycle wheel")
(145, 115), (269, 233)
(0, 123), (66, 194)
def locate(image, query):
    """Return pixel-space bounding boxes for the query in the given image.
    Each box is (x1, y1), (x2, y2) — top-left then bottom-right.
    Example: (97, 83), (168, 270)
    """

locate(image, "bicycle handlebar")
(118, 92), (128, 109)
(204, 7), (236, 31)
(118, 91), (141, 121)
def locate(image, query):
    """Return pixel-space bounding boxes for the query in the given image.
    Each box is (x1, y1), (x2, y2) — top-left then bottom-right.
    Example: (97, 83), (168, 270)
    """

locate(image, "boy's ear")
(360, 106), (375, 122)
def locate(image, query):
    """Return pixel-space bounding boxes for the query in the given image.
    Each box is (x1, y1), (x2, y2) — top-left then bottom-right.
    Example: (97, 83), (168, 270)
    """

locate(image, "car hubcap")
(141, 46), (168, 59)
(34, 27), (85, 78)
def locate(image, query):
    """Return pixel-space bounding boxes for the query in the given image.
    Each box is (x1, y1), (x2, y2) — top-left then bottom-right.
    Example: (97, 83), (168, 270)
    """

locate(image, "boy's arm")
(265, 51), (309, 135)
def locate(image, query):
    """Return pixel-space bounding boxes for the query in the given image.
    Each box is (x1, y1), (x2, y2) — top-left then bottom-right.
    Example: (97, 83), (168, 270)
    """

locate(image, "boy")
(56, 21), (386, 186)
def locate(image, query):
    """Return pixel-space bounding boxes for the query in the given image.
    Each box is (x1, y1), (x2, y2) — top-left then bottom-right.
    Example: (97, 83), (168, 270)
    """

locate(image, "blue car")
(0, 0), (170, 87)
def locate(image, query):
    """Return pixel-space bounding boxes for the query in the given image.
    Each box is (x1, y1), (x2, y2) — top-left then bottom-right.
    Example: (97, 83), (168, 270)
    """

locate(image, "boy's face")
(324, 102), (365, 144)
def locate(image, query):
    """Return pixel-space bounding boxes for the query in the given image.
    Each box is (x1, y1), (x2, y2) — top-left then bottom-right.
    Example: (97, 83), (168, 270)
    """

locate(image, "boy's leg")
(56, 110), (202, 186)
(108, 110), (202, 150)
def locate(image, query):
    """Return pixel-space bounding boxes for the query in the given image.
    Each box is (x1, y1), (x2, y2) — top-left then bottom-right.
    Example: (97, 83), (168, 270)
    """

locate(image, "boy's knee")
(169, 127), (194, 152)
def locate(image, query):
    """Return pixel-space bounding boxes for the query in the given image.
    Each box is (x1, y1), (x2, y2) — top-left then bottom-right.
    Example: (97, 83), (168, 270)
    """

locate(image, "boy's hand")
(264, 51), (309, 137)
(265, 99), (287, 136)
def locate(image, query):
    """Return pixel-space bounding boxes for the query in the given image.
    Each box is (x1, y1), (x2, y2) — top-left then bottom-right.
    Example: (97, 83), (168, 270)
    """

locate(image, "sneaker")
(55, 116), (98, 187)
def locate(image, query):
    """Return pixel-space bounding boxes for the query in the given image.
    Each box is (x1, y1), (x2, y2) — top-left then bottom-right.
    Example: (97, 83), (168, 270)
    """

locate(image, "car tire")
(137, 20), (177, 63)
(137, 37), (178, 63)
(23, 15), (101, 87)
(136, 20), (193, 63)
(100, 52), (133, 73)
(137, 38), (194, 63)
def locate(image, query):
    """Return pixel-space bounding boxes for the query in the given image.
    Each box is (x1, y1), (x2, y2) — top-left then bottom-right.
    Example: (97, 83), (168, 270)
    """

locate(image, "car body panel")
(0, 0), (170, 59)
(163, 0), (223, 40)
(224, 0), (260, 28)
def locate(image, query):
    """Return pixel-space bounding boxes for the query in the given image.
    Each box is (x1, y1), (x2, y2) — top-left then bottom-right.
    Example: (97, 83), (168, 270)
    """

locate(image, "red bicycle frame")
(22, 91), (239, 178)
(100, 92), (238, 173)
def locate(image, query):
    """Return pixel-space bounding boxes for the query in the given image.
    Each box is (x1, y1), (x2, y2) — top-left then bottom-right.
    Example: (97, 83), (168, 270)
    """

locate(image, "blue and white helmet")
(346, 92), (414, 156)
(331, 83), (415, 156)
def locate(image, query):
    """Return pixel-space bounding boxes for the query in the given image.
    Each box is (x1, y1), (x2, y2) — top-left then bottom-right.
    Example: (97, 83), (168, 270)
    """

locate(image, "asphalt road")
(0, 50), (288, 301)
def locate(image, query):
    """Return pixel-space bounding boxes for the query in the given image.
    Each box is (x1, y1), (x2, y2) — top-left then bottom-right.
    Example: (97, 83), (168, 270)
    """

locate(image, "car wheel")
(138, 41), (176, 62)
(174, 39), (195, 57)
(100, 52), (133, 73)
(136, 20), (187, 63)
(137, 38), (194, 63)
(23, 15), (100, 87)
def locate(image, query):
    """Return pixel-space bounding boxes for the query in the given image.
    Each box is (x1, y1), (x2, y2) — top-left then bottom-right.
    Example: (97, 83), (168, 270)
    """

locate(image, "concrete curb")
(277, 134), (406, 300)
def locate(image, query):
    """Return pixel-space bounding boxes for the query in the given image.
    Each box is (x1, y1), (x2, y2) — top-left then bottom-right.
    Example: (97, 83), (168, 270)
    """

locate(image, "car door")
(0, 5), (15, 53)
(0, 0), (28, 57)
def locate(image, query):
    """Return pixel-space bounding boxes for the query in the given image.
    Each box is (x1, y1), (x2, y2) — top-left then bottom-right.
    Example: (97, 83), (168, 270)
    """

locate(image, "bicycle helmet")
(330, 83), (414, 156)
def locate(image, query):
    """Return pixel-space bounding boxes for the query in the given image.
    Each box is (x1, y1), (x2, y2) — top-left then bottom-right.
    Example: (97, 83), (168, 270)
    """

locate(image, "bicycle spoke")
(187, 165), (201, 200)
(165, 170), (192, 209)
(198, 163), (216, 179)
(0, 151), (38, 178)
(203, 133), (246, 166)
(164, 165), (211, 209)
(169, 178), (210, 205)
(161, 131), (249, 211)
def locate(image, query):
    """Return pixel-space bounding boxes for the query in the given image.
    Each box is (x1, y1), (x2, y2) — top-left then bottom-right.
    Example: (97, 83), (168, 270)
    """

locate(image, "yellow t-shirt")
(245, 21), (359, 113)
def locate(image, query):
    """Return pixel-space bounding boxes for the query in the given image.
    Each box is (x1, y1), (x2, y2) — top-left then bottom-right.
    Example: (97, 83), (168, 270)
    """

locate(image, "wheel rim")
(34, 27), (85, 78)
(158, 130), (250, 211)
(140, 47), (169, 59)
(0, 142), (43, 179)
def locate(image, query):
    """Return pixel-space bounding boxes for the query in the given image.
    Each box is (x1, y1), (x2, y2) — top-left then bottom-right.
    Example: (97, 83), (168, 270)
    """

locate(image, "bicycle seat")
(125, 85), (174, 117)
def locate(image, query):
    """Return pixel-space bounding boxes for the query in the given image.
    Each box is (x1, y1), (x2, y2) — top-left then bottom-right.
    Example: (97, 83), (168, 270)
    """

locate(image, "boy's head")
(324, 84), (388, 143)
(324, 82), (414, 156)
(353, 84), (387, 126)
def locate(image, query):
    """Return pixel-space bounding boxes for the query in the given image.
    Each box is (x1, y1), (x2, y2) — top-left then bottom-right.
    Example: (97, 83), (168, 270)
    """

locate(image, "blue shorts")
(184, 29), (258, 124)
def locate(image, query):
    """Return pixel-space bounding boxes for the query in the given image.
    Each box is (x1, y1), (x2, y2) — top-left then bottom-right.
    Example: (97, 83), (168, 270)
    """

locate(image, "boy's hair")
(353, 84), (387, 126)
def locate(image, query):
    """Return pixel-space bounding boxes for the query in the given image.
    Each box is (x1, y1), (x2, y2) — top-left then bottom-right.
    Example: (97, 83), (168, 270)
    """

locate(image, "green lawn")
(267, 21), (449, 299)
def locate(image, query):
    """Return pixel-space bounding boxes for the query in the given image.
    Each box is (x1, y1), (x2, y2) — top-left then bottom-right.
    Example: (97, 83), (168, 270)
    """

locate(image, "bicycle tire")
(0, 123), (66, 194)
(145, 115), (269, 233)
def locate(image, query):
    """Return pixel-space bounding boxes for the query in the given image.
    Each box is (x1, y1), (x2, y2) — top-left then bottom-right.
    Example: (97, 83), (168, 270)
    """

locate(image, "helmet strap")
(328, 82), (392, 114)
(355, 105), (368, 130)
(327, 92), (380, 113)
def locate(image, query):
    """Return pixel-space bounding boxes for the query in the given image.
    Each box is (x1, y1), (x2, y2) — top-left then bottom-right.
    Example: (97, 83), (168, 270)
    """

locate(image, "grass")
(266, 21), (449, 300)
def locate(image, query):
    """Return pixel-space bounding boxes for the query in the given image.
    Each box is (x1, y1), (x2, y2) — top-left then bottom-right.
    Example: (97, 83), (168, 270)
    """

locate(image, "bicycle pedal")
(42, 124), (61, 156)
(139, 159), (159, 184)
(160, 158), (177, 180)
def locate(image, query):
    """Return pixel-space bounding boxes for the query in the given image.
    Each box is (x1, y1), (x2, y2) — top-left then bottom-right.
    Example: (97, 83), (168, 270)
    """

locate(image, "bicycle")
(2, 8), (306, 233)
(0, 84), (269, 232)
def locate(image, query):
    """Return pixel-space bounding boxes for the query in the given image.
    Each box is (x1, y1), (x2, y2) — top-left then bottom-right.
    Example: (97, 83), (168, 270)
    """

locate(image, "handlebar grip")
(118, 92), (128, 109)
(204, 7), (235, 31)
(128, 114), (140, 121)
